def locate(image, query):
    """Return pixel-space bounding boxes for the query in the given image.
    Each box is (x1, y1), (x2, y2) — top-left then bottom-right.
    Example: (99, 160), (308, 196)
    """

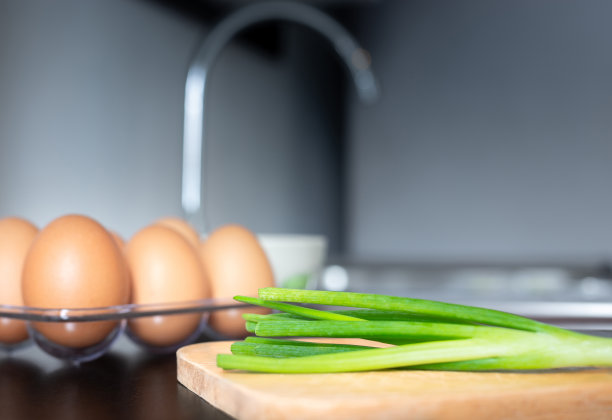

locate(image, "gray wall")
(4, 0), (612, 265)
(347, 0), (612, 265)
(0, 0), (192, 236)
(0, 0), (341, 247)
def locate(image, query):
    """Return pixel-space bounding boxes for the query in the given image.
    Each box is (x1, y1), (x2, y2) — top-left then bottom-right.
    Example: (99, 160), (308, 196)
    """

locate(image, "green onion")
(252, 319), (515, 341)
(246, 308), (478, 323)
(231, 337), (372, 358)
(235, 296), (365, 321)
(218, 339), (516, 373)
(257, 288), (567, 335)
(216, 288), (612, 373)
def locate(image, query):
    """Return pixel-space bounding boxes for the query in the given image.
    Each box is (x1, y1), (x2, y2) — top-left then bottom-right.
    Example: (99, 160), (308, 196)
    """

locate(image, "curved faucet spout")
(181, 1), (379, 233)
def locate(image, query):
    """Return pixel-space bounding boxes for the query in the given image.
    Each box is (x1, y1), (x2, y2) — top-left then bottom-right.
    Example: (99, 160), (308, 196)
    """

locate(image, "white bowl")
(258, 234), (327, 289)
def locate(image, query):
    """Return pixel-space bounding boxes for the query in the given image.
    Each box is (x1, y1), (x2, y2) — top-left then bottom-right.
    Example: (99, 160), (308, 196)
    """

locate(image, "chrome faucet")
(181, 1), (379, 234)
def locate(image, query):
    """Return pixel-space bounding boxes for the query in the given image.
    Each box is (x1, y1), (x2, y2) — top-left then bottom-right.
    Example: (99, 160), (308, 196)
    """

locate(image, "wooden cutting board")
(177, 340), (612, 420)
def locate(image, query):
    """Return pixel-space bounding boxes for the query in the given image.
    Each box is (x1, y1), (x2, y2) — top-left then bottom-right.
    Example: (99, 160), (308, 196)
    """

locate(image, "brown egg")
(0, 217), (38, 344)
(109, 230), (132, 303)
(154, 217), (200, 249)
(110, 231), (125, 250)
(125, 224), (210, 347)
(21, 214), (130, 348)
(199, 224), (274, 338)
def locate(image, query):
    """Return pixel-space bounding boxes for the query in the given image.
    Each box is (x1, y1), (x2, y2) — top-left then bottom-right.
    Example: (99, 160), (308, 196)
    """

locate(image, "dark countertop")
(0, 336), (234, 420)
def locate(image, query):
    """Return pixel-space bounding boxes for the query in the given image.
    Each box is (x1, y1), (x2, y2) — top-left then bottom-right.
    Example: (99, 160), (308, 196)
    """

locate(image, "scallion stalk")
(257, 288), (569, 335)
(216, 288), (612, 373)
(231, 337), (371, 358)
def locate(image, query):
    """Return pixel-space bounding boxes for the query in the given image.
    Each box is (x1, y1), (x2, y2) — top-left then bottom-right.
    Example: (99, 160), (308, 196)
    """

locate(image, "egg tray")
(0, 299), (248, 364)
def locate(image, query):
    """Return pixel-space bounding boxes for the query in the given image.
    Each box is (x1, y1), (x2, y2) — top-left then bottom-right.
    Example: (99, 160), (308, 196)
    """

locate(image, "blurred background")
(2, 0), (612, 274)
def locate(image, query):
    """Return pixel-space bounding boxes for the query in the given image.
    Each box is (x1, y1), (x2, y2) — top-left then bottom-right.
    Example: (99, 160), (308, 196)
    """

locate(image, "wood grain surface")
(177, 340), (612, 420)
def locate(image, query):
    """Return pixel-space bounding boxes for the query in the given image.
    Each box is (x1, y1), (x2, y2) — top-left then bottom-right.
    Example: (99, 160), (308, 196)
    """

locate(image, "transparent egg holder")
(0, 299), (247, 364)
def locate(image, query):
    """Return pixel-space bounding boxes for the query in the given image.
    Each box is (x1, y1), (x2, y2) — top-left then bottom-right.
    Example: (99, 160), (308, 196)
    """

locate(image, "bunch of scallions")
(216, 288), (612, 373)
